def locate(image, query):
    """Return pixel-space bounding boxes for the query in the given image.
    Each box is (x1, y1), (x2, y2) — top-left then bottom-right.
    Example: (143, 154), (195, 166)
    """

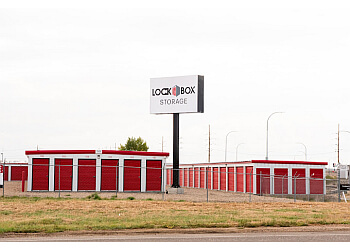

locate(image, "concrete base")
(167, 188), (184, 194)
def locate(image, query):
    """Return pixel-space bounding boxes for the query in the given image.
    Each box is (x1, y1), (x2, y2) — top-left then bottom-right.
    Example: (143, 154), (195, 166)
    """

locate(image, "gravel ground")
(0, 181), (306, 202)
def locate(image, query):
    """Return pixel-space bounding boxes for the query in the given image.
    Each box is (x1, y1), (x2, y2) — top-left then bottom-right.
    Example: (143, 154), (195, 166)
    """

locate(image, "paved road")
(2, 230), (350, 242)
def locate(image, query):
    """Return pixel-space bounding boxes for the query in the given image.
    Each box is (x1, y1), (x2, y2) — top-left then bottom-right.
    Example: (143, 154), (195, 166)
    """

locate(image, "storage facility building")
(166, 160), (327, 195)
(25, 150), (169, 192)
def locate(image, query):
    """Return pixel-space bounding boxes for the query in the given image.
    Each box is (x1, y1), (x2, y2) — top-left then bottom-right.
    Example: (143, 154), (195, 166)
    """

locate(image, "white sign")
(150, 75), (204, 114)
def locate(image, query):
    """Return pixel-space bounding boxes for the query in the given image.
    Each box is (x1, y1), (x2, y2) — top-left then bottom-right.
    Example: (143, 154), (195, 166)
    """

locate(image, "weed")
(86, 193), (101, 200)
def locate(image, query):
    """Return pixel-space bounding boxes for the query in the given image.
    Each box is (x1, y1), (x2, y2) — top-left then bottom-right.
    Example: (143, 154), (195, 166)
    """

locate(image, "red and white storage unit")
(167, 160), (327, 195)
(2, 163), (28, 181)
(25, 150), (169, 192)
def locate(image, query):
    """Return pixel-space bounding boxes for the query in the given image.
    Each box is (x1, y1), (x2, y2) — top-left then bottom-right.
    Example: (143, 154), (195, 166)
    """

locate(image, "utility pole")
(338, 124), (340, 164)
(208, 125), (211, 163)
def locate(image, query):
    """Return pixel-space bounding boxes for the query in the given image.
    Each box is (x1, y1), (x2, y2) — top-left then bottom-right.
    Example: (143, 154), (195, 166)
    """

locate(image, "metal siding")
(310, 168), (323, 194)
(228, 167), (234, 191)
(200, 167), (205, 188)
(11, 166), (28, 181)
(256, 168), (270, 195)
(124, 160), (141, 191)
(78, 159), (96, 191)
(236, 167), (244, 192)
(55, 159), (73, 191)
(292, 168), (306, 194)
(146, 160), (162, 191)
(101, 159), (118, 191)
(189, 168), (194, 187)
(245, 166), (253, 193)
(32, 158), (50, 191)
(220, 167), (226, 191)
(213, 167), (219, 190)
(274, 168), (288, 194)
(194, 167), (200, 188)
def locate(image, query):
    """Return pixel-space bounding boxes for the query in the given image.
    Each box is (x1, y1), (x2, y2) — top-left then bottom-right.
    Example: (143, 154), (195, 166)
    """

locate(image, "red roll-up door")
(274, 168), (288, 194)
(11, 166), (28, 181)
(220, 167), (226, 191)
(256, 168), (270, 195)
(292, 168), (306, 194)
(101, 159), (118, 191)
(200, 167), (205, 188)
(194, 168), (199, 188)
(32, 158), (49, 191)
(78, 159), (96, 191)
(213, 167), (219, 190)
(189, 168), (193, 187)
(236, 167), (244, 192)
(167, 169), (171, 185)
(55, 159), (73, 191)
(310, 169), (323, 194)
(179, 169), (184, 186)
(124, 159), (141, 191)
(207, 167), (212, 189)
(184, 168), (188, 187)
(228, 167), (234, 191)
(4, 166), (8, 181)
(245, 166), (253, 193)
(146, 160), (162, 191)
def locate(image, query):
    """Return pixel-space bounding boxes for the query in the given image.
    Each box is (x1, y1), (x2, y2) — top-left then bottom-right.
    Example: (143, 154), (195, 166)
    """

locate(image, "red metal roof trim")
(251, 160), (328, 165)
(25, 150), (169, 157)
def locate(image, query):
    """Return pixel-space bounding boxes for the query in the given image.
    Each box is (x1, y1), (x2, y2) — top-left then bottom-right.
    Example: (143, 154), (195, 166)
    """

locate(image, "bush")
(127, 197), (135, 200)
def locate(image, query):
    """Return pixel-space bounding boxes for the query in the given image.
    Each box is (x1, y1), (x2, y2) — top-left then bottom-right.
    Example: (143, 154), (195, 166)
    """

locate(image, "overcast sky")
(1, 1), (350, 166)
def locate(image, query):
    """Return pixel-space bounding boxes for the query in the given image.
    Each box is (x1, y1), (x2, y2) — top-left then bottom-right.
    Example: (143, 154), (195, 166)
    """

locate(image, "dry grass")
(1, 196), (350, 234)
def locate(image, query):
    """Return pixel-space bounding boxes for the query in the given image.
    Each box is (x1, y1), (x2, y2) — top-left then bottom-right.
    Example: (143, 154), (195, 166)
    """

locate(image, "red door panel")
(4, 166), (8, 181)
(78, 159), (96, 191)
(146, 160), (162, 191)
(101, 159), (118, 191)
(292, 168), (306, 194)
(274, 168), (288, 194)
(213, 167), (219, 190)
(194, 168), (199, 188)
(55, 159), (73, 191)
(184, 168), (188, 187)
(246, 166), (253, 193)
(200, 167), (205, 188)
(179, 169), (183, 186)
(189, 168), (193, 187)
(124, 160), (141, 191)
(11, 166), (28, 181)
(236, 167), (244, 192)
(310, 169), (323, 194)
(228, 167), (234, 191)
(220, 167), (226, 191)
(32, 158), (49, 191)
(256, 168), (270, 195)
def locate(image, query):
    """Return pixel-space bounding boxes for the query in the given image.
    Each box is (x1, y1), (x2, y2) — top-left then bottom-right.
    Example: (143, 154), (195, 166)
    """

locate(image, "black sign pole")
(172, 113), (180, 188)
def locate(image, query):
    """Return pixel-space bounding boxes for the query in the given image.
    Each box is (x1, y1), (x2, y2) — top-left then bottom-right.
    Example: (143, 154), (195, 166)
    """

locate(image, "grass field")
(1, 195), (350, 234)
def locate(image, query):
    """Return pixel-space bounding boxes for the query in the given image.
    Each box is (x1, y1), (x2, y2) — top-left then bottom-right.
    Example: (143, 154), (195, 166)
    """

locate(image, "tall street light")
(297, 142), (307, 161)
(225, 131), (237, 162)
(266, 112), (284, 160)
(236, 143), (245, 161)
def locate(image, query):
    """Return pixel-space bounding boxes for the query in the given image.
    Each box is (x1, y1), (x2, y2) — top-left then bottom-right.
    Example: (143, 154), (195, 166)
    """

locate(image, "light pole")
(338, 129), (350, 164)
(236, 143), (245, 161)
(266, 112), (284, 160)
(297, 142), (307, 161)
(225, 131), (237, 162)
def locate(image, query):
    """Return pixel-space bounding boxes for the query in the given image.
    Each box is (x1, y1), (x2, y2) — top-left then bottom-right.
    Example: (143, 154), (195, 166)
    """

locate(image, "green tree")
(118, 137), (149, 151)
